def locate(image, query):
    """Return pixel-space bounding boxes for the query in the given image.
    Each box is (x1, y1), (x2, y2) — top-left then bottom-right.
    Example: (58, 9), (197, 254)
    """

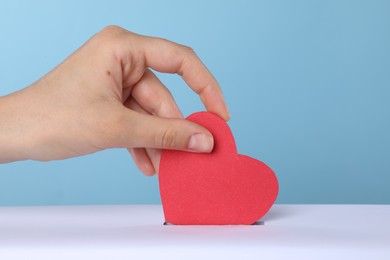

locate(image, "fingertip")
(145, 148), (161, 174)
(221, 96), (230, 121)
(223, 110), (231, 121)
(128, 148), (156, 176)
(217, 100), (230, 121)
(142, 163), (156, 176)
(208, 108), (230, 121)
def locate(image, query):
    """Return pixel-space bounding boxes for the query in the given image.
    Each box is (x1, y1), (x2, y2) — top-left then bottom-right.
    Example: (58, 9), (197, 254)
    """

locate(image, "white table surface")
(0, 204), (389, 259)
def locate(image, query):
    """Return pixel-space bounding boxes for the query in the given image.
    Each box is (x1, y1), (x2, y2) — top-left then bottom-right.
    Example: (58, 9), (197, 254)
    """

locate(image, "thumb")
(121, 110), (214, 152)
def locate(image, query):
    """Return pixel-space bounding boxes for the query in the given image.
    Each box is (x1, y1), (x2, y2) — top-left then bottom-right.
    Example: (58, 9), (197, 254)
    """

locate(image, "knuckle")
(100, 25), (124, 35)
(181, 45), (196, 56)
(159, 128), (178, 149)
(93, 25), (127, 51)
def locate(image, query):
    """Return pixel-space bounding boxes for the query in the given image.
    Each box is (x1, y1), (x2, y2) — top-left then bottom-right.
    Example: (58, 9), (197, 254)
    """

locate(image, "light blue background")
(0, 0), (389, 206)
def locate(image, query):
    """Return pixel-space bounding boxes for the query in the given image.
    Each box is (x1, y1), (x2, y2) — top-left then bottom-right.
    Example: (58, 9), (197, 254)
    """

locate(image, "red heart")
(159, 112), (279, 225)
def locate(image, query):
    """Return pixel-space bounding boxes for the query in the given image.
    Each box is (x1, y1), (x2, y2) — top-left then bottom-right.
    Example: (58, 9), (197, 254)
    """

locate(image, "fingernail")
(187, 133), (214, 152)
(221, 93), (230, 120)
(226, 109), (231, 121)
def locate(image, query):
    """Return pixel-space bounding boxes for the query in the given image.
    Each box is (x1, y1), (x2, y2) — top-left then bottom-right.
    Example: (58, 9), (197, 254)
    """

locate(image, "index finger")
(136, 35), (230, 121)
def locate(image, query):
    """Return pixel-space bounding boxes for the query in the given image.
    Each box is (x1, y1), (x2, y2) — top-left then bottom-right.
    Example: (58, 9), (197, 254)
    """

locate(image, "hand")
(0, 26), (229, 175)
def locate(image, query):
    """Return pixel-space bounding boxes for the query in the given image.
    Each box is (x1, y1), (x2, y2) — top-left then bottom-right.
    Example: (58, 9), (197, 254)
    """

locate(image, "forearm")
(0, 90), (36, 163)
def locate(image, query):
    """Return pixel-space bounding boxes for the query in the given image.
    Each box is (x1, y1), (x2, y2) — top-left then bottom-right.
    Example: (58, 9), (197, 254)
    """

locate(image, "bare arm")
(0, 26), (229, 175)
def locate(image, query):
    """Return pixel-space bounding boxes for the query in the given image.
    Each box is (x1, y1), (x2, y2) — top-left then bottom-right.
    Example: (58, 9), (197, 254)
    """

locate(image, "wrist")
(0, 90), (37, 163)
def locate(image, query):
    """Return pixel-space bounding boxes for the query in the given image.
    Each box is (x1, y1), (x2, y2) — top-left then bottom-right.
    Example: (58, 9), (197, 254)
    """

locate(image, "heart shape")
(159, 112), (278, 225)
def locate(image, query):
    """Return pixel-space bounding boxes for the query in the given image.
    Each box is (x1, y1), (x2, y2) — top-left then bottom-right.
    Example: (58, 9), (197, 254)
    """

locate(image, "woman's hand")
(0, 26), (229, 175)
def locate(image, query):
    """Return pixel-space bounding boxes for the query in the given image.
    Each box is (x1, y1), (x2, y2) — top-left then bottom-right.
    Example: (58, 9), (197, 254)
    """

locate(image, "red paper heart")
(159, 112), (278, 225)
